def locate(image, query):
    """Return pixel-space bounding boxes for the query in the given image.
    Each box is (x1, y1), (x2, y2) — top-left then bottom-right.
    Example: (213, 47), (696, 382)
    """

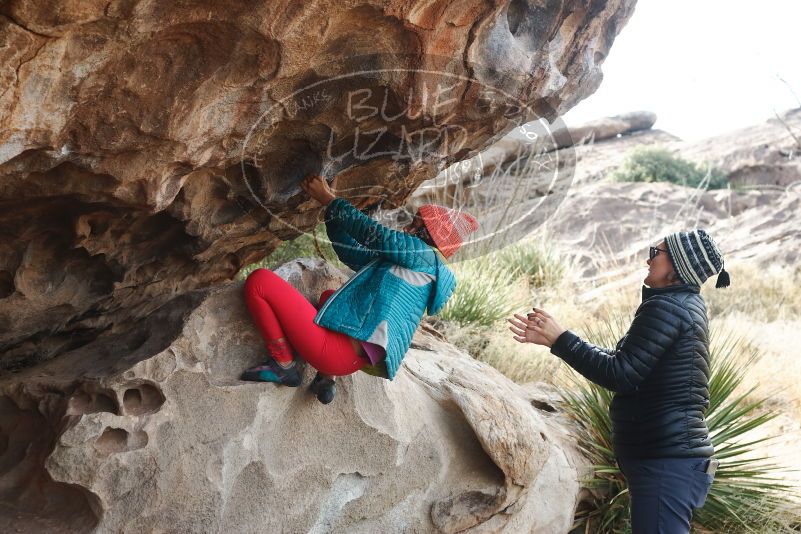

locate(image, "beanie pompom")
(715, 266), (731, 288)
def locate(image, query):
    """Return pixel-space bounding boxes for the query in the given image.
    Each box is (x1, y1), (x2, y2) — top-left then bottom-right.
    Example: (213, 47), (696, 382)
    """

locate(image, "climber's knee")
(243, 268), (276, 297)
(317, 289), (336, 309)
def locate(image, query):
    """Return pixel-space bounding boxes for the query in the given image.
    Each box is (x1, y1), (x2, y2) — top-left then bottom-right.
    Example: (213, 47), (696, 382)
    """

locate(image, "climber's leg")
(314, 288), (365, 376)
(242, 269), (367, 376)
(317, 288), (336, 308)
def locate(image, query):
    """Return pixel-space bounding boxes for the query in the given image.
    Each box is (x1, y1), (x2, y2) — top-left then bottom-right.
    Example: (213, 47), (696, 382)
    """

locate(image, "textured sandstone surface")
(0, 258), (591, 533)
(0, 2), (638, 530)
(677, 108), (801, 189)
(0, 0), (636, 369)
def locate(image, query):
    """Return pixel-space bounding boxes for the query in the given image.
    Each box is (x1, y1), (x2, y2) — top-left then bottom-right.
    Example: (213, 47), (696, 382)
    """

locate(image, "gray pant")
(617, 456), (715, 534)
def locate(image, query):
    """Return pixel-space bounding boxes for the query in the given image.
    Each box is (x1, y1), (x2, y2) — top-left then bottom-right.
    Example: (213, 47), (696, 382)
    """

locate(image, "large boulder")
(564, 110), (658, 146)
(678, 107), (801, 189)
(0, 0), (637, 370)
(0, 258), (591, 533)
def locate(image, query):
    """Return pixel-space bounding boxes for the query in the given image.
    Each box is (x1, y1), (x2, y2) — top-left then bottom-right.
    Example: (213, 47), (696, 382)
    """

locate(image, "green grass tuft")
(611, 147), (729, 190)
(440, 255), (528, 327)
(496, 239), (566, 288)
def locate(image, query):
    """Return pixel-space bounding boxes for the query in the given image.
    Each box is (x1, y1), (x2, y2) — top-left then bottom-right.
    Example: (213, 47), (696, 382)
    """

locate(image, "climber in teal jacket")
(240, 174), (479, 404)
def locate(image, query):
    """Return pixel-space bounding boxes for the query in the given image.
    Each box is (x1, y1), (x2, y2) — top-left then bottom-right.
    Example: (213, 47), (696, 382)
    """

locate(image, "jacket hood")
(427, 249), (456, 316)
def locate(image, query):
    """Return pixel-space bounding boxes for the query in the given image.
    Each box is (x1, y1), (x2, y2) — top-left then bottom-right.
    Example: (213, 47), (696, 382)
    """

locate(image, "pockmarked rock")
(0, 259), (591, 533)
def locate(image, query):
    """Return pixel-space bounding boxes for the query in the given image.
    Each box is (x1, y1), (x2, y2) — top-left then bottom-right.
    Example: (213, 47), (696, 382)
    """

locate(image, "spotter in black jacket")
(551, 284), (715, 459)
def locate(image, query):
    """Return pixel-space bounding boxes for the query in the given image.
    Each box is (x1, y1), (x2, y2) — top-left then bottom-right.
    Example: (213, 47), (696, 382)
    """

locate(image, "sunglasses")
(649, 246), (668, 260)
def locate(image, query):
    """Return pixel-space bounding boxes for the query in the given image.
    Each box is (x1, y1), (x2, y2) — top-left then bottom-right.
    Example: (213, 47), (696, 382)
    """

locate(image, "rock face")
(0, 0), (637, 370)
(538, 178), (801, 283)
(678, 108), (801, 189)
(0, 258), (591, 533)
(564, 110), (658, 146)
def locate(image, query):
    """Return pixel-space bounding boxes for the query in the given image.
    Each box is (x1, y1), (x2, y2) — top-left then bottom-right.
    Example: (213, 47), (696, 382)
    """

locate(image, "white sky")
(562, 0), (801, 142)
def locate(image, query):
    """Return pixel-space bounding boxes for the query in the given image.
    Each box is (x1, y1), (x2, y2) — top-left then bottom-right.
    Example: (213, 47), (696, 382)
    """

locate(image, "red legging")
(243, 268), (369, 376)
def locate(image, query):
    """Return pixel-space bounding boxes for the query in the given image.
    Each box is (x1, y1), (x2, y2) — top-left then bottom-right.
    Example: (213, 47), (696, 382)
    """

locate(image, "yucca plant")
(496, 239), (566, 288)
(558, 315), (632, 533)
(559, 319), (801, 534)
(440, 256), (528, 326)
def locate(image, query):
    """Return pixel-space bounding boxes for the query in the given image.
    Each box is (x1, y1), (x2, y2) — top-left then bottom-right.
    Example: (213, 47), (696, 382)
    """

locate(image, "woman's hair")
(416, 225), (437, 248)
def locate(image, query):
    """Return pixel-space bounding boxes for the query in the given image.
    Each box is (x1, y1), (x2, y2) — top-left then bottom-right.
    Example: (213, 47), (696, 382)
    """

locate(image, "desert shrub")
(561, 321), (801, 534)
(237, 223), (344, 280)
(436, 240), (570, 380)
(440, 255), (529, 327)
(611, 147), (729, 190)
(496, 239), (566, 288)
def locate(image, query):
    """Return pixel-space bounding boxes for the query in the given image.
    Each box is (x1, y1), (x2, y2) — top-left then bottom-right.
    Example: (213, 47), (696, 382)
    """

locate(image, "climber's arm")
(325, 198), (435, 270)
(324, 214), (379, 271)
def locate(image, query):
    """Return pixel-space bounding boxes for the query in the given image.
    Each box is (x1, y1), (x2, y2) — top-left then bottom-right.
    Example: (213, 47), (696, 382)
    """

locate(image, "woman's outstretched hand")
(507, 307), (566, 348)
(508, 313), (544, 344)
(300, 174), (337, 206)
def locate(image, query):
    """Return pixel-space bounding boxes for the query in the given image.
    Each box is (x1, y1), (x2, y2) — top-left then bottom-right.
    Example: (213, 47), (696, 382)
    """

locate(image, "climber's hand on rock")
(300, 174), (337, 206)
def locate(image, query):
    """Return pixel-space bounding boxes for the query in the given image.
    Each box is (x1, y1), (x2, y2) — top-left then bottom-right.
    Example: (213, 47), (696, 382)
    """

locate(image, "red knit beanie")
(417, 204), (479, 259)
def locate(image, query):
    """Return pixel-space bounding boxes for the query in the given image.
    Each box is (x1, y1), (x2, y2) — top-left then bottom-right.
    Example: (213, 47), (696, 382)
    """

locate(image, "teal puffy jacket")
(313, 198), (456, 380)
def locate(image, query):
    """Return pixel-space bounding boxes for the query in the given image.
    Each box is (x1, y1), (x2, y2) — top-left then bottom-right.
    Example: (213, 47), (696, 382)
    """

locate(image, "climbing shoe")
(241, 357), (302, 387)
(310, 372), (336, 404)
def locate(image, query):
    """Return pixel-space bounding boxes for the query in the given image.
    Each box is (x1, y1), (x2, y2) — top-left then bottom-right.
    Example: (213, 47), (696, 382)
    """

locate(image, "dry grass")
(698, 263), (801, 425)
(702, 262), (801, 322)
(454, 260), (801, 410)
(440, 321), (561, 384)
(441, 254), (801, 513)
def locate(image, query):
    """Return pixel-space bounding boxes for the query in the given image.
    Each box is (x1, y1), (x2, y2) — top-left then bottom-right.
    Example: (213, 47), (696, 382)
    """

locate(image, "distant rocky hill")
(546, 108), (801, 274)
(410, 108), (801, 272)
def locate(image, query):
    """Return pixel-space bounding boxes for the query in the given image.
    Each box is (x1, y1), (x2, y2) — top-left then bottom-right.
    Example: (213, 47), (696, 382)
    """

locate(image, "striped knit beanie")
(664, 229), (730, 288)
(418, 205), (479, 259)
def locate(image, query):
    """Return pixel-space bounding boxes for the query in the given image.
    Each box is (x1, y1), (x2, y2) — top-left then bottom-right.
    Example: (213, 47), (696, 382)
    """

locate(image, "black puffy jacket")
(551, 284), (715, 459)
